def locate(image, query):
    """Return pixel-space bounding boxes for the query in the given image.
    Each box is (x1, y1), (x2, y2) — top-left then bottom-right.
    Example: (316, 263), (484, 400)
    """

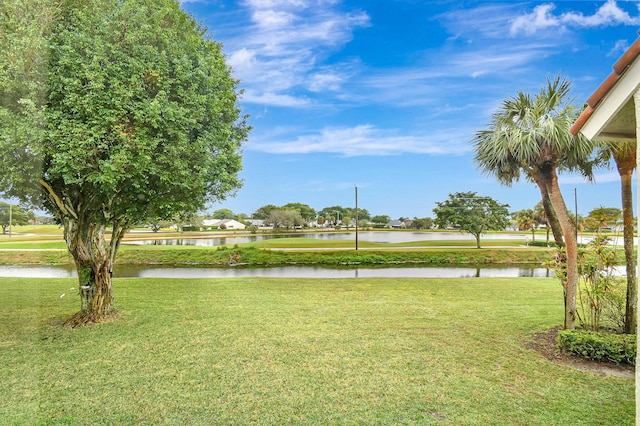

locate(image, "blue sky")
(183, 2), (637, 218)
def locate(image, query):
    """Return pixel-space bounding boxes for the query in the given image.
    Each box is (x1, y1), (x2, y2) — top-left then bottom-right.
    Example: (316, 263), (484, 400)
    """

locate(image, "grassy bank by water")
(0, 244), (554, 267)
(0, 277), (633, 425)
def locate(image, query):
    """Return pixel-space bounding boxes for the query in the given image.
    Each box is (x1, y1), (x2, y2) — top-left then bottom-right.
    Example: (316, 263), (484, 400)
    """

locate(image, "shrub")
(528, 240), (557, 248)
(599, 278), (626, 331)
(576, 236), (621, 331)
(557, 329), (636, 365)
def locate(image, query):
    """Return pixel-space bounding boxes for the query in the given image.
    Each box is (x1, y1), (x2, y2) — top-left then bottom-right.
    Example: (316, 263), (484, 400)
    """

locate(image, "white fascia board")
(580, 58), (640, 141)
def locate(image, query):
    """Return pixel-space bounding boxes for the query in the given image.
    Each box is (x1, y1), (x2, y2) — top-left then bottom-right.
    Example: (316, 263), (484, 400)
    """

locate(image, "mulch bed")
(527, 326), (635, 379)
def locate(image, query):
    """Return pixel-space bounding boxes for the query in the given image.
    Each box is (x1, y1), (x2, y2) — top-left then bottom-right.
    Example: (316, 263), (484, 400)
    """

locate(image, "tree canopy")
(471, 75), (595, 329)
(252, 204), (278, 220)
(268, 209), (304, 230)
(281, 202), (316, 220)
(0, 202), (34, 233)
(513, 208), (538, 241)
(212, 209), (235, 220)
(433, 192), (510, 248)
(0, 0), (249, 324)
(584, 207), (621, 232)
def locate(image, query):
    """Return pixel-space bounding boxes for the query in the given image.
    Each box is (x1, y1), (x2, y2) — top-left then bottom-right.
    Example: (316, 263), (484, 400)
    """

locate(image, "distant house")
(386, 220), (405, 229)
(202, 219), (246, 230)
(247, 219), (272, 228)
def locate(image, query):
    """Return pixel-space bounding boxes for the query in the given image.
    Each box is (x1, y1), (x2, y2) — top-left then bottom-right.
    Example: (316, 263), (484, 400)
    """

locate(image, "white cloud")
(248, 125), (472, 156)
(608, 39), (630, 57)
(438, 4), (523, 40)
(346, 42), (553, 109)
(245, 0), (308, 9)
(562, 0), (639, 27)
(252, 9), (296, 28)
(308, 72), (345, 92)
(510, 0), (640, 36)
(559, 171), (621, 185)
(223, 0), (369, 106)
(241, 90), (311, 107)
(510, 4), (560, 36)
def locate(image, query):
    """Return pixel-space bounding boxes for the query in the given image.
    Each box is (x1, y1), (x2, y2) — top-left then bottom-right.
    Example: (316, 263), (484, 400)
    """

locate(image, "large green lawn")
(0, 277), (634, 425)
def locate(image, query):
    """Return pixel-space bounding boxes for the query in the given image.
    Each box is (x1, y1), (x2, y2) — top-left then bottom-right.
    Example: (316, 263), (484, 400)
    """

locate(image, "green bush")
(557, 329), (636, 365)
(528, 240), (557, 248)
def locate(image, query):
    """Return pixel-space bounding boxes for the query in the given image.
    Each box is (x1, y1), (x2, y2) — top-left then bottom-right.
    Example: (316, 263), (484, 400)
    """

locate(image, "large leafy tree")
(268, 209), (304, 230)
(0, 0), (249, 325)
(597, 141), (636, 333)
(0, 0), (58, 198)
(371, 215), (390, 225)
(212, 208), (235, 220)
(584, 206), (621, 232)
(252, 204), (278, 220)
(0, 202), (34, 234)
(433, 192), (510, 249)
(318, 205), (348, 221)
(472, 76), (595, 330)
(282, 202), (316, 221)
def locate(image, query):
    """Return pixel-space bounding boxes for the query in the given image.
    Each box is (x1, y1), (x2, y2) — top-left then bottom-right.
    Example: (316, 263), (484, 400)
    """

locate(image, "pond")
(124, 231), (618, 247)
(0, 264), (555, 279)
(124, 231), (528, 247)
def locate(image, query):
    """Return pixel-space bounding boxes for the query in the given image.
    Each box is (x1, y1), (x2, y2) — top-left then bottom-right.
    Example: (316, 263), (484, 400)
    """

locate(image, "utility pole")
(355, 185), (359, 250)
(8, 204), (12, 238)
(574, 188), (578, 242)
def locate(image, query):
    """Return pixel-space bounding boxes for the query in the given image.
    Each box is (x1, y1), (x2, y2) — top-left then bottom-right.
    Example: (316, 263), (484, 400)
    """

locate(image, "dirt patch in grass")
(528, 326), (635, 379)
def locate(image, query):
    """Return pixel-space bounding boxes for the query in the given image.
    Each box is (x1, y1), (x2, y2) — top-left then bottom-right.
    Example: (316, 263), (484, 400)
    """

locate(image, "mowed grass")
(0, 277), (633, 425)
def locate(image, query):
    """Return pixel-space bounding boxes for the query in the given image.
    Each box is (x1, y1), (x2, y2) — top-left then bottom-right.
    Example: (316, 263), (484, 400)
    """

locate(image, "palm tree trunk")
(535, 180), (564, 247)
(613, 151), (637, 334)
(540, 164), (578, 330)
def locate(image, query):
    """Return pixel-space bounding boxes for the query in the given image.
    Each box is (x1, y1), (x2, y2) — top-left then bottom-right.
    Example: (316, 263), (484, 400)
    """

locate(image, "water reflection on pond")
(125, 231), (528, 247)
(0, 264), (555, 279)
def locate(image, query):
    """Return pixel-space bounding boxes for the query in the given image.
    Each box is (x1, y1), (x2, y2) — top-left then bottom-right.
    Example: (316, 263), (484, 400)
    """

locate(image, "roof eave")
(578, 55), (640, 141)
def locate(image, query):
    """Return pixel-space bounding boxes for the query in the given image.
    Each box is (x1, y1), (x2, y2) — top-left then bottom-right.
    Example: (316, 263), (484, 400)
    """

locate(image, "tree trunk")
(38, 179), (126, 326)
(535, 180), (564, 247)
(613, 151), (637, 334)
(63, 216), (116, 326)
(538, 162), (578, 330)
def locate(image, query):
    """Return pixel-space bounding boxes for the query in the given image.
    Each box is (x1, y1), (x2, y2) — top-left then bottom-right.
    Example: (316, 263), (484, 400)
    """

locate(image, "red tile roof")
(570, 36), (640, 135)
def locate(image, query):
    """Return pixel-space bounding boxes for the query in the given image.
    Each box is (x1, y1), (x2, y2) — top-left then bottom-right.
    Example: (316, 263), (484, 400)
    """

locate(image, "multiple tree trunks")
(536, 158), (579, 330)
(535, 180), (564, 248)
(62, 217), (118, 326)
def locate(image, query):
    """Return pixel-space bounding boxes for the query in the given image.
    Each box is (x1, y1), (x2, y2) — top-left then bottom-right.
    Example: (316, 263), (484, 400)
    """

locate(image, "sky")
(46, 1), (640, 220)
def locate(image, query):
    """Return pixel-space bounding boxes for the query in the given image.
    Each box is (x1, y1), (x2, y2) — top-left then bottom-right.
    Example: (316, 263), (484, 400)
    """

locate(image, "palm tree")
(599, 141), (636, 333)
(534, 200), (554, 246)
(472, 75), (595, 330)
(513, 208), (537, 242)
